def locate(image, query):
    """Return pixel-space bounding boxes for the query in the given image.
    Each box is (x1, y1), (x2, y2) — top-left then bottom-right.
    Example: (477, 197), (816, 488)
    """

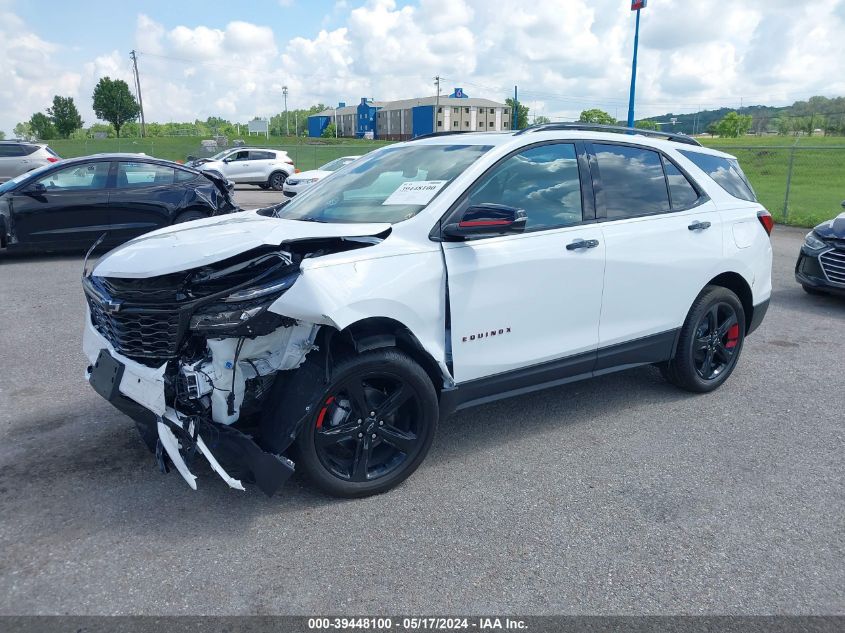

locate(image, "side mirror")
(841, 200), (845, 208)
(442, 203), (527, 240)
(27, 182), (47, 195)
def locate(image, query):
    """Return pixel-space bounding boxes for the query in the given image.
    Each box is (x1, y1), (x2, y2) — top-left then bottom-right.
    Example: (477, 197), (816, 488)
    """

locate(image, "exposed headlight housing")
(295, 178), (319, 185)
(804, 231), (827, 251)
(189, 272), (299, 333)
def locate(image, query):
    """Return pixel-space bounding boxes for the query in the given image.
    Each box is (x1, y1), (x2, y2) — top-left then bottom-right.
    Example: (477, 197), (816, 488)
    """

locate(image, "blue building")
(307, 88), (509, 140)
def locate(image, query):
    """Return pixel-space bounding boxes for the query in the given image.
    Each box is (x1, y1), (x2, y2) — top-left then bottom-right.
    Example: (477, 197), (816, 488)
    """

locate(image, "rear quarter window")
(679, 150), (756, 202)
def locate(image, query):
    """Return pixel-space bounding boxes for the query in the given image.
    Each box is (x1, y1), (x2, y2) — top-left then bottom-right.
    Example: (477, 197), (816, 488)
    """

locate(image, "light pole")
(283, 85), (289, 137)
(627, 1), (647, 128)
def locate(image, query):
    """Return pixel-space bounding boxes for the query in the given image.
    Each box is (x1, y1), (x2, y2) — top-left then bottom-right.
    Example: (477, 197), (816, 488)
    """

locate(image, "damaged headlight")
(189, 272), (299, 333)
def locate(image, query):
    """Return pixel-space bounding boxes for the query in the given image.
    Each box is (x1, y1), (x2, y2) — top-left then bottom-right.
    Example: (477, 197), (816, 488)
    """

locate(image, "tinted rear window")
(663, 159), (700, 209)
(679, 150), (756, 202)
(593, 143), (670, 219)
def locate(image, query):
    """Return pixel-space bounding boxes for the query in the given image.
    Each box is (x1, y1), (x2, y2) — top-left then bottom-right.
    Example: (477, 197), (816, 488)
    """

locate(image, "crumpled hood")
(93, 211), (391, 278)
(290, 169), (331, 181)
(814, 212), (845, 240)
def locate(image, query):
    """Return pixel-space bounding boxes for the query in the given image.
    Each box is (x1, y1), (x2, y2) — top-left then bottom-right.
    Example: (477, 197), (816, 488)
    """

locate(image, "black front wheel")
(268, 349), (439, 497)
(662, 285), (746, 393)
(268, 172), (287, 191)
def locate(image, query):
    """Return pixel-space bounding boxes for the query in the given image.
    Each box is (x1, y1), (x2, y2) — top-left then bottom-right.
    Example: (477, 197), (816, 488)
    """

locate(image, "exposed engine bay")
(82, 232), (385, 496)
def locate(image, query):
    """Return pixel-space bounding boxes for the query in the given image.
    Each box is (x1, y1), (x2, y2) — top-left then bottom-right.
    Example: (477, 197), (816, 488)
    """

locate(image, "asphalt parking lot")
(0, 191), (843, 615)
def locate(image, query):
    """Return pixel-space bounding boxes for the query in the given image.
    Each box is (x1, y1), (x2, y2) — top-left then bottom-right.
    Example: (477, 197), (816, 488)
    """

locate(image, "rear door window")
(0, 144), (24, 157)
(248, 151), (275, 160)
(117, 162), (177, 188)
(662, 158), (700, 209)
(678, 150), (756, 202)
(593, 144), (670, 219)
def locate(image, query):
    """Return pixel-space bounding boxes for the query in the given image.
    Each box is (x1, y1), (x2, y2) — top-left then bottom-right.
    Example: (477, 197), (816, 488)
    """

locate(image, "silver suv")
(0, 141), (61, 182)
(186, 147), (296, 191)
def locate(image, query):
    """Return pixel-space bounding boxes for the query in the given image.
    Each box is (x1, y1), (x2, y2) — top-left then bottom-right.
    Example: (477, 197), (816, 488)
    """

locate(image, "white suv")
(189, 147), (295, 190)
(82, 125), (773, 499)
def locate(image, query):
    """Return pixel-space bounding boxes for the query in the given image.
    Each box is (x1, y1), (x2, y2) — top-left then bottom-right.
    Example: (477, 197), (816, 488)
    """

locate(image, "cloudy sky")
(1, 0), (844, 136)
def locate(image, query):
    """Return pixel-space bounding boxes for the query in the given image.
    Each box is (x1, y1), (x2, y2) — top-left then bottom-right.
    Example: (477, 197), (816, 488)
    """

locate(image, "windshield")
(320, 157), (359, 172)
(209, 149), (235, 160)
(276, 144), (491, 224)
(0, 164), (53, 194)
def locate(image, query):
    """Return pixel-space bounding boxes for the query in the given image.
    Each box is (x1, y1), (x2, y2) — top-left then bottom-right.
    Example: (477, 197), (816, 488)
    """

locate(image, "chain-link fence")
(727, 145), (845, 227)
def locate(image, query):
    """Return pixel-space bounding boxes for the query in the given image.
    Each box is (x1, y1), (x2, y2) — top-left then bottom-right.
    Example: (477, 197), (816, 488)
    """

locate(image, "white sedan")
(283, 155), (361, 197)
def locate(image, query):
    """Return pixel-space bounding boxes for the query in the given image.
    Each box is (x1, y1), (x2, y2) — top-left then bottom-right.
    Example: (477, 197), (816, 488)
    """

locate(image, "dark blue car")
(795, 202), (845, 296)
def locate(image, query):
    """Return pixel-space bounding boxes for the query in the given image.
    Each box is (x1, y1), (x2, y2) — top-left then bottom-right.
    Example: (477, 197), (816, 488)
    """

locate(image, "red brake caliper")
(315, 396), (335, 429)
(725, 324), (740, 349)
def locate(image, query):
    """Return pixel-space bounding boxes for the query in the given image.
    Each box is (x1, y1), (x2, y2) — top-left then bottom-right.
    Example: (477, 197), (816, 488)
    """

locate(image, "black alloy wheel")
(313, 371), (424, 483)
(273, 349), (438, 497)
(661, 285), (746, 393)
(269, 172), (287, 191)
(692, 302), (741, 380)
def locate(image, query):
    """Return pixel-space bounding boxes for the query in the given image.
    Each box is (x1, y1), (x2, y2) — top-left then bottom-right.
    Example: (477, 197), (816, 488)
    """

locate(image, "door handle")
(566, 238), (600, 250)
(688, 220), (711, 231)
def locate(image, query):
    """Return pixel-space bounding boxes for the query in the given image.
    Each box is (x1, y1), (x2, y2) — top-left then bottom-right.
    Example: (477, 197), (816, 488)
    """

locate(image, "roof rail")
(514, 122), (702, 147)
(407, 130), (473, 142)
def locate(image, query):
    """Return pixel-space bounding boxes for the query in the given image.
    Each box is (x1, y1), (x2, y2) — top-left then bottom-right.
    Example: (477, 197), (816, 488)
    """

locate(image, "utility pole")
(433, 75), (441, 134)
(627, 1), (647, 128)
(130, 50), (146, 137)
(283, 85), (289, 137)
(513, 85), (518, 130)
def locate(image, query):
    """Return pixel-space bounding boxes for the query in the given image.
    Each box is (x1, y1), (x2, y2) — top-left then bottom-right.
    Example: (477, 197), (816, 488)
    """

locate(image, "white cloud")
(1, 0), (845, 136)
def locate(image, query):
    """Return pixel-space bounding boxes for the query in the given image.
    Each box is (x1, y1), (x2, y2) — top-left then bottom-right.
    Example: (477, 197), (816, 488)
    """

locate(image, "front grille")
(820, 248), (845, 285)
(87, 295), (185, 366)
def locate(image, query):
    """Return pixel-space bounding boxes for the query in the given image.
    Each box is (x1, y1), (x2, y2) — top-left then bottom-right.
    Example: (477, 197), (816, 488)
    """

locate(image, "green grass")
(700, 138), (845, 227)
(47, 136), (392, 172)
(47, 134), (845, 228)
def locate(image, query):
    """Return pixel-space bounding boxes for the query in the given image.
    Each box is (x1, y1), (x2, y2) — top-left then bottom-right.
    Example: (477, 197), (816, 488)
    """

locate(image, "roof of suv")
(404, 125), (736, 158)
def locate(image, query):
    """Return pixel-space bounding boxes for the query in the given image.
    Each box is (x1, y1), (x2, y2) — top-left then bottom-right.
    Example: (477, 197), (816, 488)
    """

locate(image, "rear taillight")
(284, 159), (294, 165)
(757, 209), (774, 236)
(46, 157), (60, 163)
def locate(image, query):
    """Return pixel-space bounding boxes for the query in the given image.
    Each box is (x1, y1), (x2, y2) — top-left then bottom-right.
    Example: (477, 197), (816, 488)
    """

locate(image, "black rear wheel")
(268, 171), (287, 191)
(269, 349), (438, 497)
(662, 285), (746, 393)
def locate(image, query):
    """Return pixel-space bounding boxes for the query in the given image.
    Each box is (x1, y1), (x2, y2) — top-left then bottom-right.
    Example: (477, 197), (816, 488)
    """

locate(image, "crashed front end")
(82, 239), (348, 496)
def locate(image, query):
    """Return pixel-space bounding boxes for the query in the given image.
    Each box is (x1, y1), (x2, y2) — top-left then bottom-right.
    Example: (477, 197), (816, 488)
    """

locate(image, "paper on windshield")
(382, 180), (447, 206)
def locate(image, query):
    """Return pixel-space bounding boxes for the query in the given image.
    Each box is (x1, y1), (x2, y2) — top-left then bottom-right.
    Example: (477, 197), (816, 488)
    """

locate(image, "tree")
(635, 119), (660, 131)
(534, 115), (551, 125)
(505, 98), (530, 129)
(48, 95), (84, 138)
(13, 122), (33, 140)
(92, 77), (140, 138)
(0, 131), (4, 140)
(321, 122), (337, 139)
(579, 108), (616, 125)
(774, 117), (792, 136)
(714, 111), (752, 138)
(29, 112), (56, 139)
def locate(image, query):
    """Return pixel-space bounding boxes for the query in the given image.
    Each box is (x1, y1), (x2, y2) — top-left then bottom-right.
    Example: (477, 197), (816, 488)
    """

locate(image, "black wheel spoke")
(315, 421), (360, 448)
(376, 383), (413, 418)
(376, 424), (417, 454)
(706, 305), (718, 333)
(350, 437), (371, 481)
(718, 313), (738, 337)
(345, 378), (371, 418)
(714, 342), (732, 363)
(694, 334), (710, 351)
(701, 348), (714, 378)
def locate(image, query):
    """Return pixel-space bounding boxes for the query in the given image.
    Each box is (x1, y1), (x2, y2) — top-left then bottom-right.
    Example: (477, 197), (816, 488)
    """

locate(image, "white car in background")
(283, 156), (361, 197)
(187, 148), (296, 191)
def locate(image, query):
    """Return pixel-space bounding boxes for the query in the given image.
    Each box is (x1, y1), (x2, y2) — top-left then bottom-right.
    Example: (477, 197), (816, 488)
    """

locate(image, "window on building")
(479, 122), (484, 128)
(465, 107), (470, 113)
(453, 107), (459, 114)
(490, 108), (495, 114)
(503, 121), (509, 128)
(465, 121), (469, 127)
(453, 121), (459, 128)
(462, 143), (583, 231)
(489, 121), (494, 127)
(593, 144), (670, 219)
(504, 109), (509, 116)
(437, 107), (442, 113)
(437, 121), (442, 127)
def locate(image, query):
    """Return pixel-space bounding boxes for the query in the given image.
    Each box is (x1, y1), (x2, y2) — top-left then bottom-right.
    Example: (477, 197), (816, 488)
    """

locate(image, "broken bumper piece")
(156, 410), (295, 497)
(87, 345), (295, 497)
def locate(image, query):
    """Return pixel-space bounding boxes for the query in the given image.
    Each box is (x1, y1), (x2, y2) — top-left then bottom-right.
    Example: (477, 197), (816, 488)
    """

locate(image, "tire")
(259, 184), (270, 190)
(802, 284), (826, 296)
(173, 210), (207, 224)
(264, 349), (438, 498)
(268, 171), (287, 191)
(662, 285), (746, 393)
